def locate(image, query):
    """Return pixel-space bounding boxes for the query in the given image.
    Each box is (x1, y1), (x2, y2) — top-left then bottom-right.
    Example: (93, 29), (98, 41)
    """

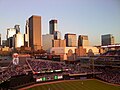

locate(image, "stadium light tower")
(90, 56), (95, 78)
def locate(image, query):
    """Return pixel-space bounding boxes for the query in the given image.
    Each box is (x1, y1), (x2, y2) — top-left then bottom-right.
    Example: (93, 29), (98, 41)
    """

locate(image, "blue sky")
(0, 0), (120, 45)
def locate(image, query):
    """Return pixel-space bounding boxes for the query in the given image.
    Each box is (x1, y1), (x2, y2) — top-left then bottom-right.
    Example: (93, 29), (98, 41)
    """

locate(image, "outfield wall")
(0, 73), (96, 90)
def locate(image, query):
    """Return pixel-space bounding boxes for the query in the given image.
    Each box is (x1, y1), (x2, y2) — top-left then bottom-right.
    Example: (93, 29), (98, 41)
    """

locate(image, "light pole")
(90, 56), (95, 78)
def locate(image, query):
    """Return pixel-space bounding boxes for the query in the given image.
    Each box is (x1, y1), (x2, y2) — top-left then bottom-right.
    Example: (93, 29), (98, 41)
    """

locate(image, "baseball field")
(24, 79), (120, 90)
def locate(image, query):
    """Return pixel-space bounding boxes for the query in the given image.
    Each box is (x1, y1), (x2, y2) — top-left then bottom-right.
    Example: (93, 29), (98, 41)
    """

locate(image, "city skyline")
(0, 0), (120, 46)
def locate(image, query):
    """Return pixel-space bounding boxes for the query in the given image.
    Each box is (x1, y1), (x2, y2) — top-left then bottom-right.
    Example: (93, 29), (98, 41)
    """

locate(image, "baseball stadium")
(0, 50), (120, 90)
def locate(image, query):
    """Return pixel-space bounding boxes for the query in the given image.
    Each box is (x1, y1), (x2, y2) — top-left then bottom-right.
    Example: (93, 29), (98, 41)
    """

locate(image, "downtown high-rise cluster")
(0, 15), (118, 60)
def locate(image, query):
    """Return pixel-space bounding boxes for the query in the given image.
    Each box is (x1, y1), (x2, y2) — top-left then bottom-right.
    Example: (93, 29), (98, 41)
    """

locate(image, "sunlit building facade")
(6, 28), (17, 48)
(6, 28), (16, 39)
(78, 35), (89, 47)
(65, 33), (77, 47)
(29, 15), (42, 50)
(24, 20), (29, 47)
(13, 32), (24, 48)
(52, 39), (66, 47)
(42, 34), (54, 52)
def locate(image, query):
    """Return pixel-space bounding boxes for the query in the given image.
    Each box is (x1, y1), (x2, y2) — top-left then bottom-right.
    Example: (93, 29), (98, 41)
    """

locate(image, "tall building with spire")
(29, 15), (42, 50)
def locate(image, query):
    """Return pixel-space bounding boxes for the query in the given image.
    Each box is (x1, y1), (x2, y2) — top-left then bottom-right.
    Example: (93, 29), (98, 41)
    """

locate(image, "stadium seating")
(0, 53), (120, 86)
(95, 67), (120, 84)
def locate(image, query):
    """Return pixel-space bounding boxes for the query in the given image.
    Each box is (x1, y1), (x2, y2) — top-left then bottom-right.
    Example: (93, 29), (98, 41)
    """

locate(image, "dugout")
(63, 73), (94, 80)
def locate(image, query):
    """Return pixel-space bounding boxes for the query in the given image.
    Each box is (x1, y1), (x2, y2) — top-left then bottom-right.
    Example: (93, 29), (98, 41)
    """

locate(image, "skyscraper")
(0, 34), (1, 46)
(6, 28), (16, 48)
(29, 15), (42, 50)
(24, 20), (29, 47)
(14, 25), (20, 33)
(6, 28), (16, 39)
(52, 39), (66, 47)
(101, 34), (115, 46)
(54, 31), (61, 40)
(49, 19), (57, 34)
(78, 35), (89, 47)
(13, 32), (24, 48)
(2, 40), (7, 47)
(64, 33), (77, 47)
(42, 34), (54, 52)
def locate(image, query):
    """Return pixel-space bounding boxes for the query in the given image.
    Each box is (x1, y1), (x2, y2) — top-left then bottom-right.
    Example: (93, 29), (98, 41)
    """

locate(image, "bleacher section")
(94, 50), (120, 85)
(0, 50), (120, 89)
(95, 50), (120, 66)
(102, 50), (120, 56)
(95, 66), (120, 85)
(0, 57), (31, 84)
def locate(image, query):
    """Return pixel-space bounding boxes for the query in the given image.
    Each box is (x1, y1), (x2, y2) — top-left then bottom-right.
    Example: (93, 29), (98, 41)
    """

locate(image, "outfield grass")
(28, 80), (120, 90)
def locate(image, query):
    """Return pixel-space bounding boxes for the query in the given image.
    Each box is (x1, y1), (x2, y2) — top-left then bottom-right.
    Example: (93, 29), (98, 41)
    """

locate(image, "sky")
(0, 0), (120, 46)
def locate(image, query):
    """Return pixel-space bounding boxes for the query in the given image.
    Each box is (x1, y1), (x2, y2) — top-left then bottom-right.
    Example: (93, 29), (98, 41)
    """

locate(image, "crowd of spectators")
(95, 67), (120, 85)
(0, 57), (120, 85)
(93, 50), (120, 85)
(26, 59), (95, 82)
(27, 59), (66, 72)
(0, 60), (31, 84)
(95, 50), (120, 67)
(96, 50), (120, 61)
(27, 59), (94, 76)
(102, 50), (120, 56)
(65, 63), (92, 74)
